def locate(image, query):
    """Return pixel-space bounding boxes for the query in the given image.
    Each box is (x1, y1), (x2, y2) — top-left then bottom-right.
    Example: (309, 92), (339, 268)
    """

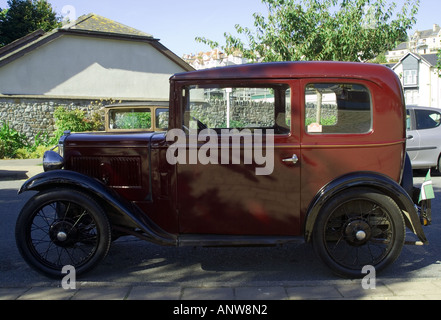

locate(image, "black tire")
(15, 188), (112, 278)
(312, 188), (405, 278)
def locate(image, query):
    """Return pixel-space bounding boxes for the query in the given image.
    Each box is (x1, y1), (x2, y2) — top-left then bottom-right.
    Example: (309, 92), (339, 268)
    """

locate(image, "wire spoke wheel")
(324, 199), (393, 269)
(30, 201), (99, 269)
(16, 189), (111, 278)
(313, 188), (405, 278)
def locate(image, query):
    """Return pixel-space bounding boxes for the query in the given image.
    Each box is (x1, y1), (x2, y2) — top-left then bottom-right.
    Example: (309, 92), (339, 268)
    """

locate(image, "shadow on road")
(0, 170), (29, 181)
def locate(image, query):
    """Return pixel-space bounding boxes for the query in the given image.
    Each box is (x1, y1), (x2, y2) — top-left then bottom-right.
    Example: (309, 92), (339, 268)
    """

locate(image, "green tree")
(0, 0), (61, 47)
(197, 0), (419, 62)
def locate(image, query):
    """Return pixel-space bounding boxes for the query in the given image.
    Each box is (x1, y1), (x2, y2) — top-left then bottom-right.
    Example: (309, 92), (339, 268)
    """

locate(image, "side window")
(156, 108), (169, 130)
(305, 83), (372, 134)
(415, 110), (441, 130)
(406, 109), (412, 130)
(183, 85), (291, 134)
(109, 108), (152, 130)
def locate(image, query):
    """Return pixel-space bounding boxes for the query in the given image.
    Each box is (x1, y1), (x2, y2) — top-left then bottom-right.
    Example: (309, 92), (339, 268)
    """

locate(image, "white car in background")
(406, 105), (441, 171)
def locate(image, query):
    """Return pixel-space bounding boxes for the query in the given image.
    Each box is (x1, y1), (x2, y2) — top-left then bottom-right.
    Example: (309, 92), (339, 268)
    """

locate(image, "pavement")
(2, 279), (441, 300)
(0, 158), (44, 181)
(1, 159), (441, 301)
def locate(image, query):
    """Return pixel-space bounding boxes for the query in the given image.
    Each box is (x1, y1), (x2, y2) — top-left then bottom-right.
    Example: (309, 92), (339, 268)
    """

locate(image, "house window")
(405, 89), (419, 105)
(404, 70), (418, 86)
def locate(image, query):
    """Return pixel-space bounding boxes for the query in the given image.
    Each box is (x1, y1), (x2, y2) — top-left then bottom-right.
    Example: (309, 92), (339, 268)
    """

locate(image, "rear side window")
(156, 108), (169, 130)
(305, 83), (372, 134)
(415, 109), (441, 130)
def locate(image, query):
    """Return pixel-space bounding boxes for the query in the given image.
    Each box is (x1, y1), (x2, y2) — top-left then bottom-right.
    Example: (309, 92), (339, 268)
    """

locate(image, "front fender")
(304, 171), (427, 244)
(19, 170), (177, 246)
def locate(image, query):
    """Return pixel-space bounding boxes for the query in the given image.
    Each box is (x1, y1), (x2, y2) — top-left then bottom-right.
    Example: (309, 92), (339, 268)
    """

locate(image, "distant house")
(392, 52), (441, 107)
(0, 13), (193, 139)
(183, 49), (249, 70)
(386, 24), (441, 63)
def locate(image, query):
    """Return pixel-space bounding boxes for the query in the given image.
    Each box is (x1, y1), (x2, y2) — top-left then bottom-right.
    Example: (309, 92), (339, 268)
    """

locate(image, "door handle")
(282, 154), (299, 164)
(407, 135), (413, 139)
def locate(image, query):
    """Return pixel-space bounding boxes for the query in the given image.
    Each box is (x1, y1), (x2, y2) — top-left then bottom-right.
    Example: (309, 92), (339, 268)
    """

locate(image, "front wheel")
(312, 188), (405, 278)
(15, 189), (112, 278)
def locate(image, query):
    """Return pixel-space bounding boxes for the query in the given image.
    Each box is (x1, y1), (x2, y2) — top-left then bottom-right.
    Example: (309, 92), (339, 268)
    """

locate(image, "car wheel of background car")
(15, 189), (112, 278)
(312, 188), (405, 278)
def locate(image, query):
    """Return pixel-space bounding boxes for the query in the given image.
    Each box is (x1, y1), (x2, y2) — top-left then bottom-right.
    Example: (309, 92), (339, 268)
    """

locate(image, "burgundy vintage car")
(15, 61), (430, 279)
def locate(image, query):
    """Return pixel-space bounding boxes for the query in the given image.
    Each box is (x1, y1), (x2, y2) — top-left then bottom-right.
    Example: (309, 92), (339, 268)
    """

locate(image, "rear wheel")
(15, 189), (112, 278)
(312, 188), (405, 278)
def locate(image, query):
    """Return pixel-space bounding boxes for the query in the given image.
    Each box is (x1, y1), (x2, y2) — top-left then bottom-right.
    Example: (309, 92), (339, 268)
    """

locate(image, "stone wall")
(191, 100), (277, 128)
(0, 97), (108, 142)
(305, 103), (338, 121)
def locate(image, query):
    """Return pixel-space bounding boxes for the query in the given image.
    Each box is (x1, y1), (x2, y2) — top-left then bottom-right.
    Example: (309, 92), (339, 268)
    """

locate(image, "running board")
(177, 235), (304, 247)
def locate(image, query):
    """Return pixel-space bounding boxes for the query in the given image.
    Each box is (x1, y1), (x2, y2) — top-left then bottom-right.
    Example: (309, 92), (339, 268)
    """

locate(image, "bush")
(0, 106), (104, 159)
(51, 107), (103, 144)
(0, 122), (53, 159)
(0, 122), (29, 158)
(0, 139), (5, 159)
(14, 148), (29, 159)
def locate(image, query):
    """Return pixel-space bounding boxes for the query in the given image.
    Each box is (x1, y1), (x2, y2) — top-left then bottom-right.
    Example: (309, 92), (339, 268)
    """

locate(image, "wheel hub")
(355, 230), (367, 241)
(56, 231), (68, 242)
(49, 220), (78, 247)
(344, 220), (372, 246)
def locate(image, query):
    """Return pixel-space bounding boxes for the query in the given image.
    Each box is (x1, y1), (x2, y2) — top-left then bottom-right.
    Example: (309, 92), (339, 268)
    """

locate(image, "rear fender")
(304, 171), (427, 244)
(19, 170), (177, 246)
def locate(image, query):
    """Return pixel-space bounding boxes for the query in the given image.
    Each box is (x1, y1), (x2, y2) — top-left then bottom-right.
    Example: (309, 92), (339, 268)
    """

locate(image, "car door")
(406, 108), (421, 162)
(406, 108), (441, 168)
(173, 81), (302, 236)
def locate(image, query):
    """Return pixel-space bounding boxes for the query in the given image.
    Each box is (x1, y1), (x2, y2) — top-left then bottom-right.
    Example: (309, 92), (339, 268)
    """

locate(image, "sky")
(0, 0), (440, 57)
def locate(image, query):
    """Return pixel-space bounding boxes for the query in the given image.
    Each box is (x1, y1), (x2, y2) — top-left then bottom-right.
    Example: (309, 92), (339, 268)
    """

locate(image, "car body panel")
(406, 105), (441, 169)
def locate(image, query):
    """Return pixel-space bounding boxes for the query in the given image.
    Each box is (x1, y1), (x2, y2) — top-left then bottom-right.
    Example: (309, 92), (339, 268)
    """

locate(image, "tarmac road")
(1, 159), (441, 301)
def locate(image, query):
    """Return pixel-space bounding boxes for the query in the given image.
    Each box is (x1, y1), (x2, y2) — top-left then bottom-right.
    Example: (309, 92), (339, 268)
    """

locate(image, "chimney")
(433, 24), (439, 32)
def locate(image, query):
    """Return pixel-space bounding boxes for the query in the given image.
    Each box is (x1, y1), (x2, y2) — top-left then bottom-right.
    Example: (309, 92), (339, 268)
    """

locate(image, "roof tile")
(63, 13), (153, 38)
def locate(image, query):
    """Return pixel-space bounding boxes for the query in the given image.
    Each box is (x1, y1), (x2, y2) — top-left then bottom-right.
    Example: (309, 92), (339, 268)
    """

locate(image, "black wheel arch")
(304, 171), (427, 244)
(19, 170), (177, 246)
(401, 152), (414, 197)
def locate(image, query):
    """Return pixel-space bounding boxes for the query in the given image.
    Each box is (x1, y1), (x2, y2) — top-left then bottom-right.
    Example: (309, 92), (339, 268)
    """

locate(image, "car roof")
(406, 105), (441, 112)
(171, 61), (397, 83)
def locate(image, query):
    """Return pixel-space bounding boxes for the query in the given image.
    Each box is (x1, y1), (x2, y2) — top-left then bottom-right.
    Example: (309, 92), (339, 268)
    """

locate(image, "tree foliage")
(197, 0), (420, 62)
(0, 0), (61, 47)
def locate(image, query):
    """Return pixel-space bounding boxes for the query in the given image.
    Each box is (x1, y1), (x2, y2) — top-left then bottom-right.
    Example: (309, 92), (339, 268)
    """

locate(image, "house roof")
(0, 29), (46, 57)
(412, 25), (441, 39)
(420, 53), (439, 66)
(392, 52), (439, 69)
(64, 13), (154, 38)
(391, 42), (409, 51)
(0, 13), (193, 71)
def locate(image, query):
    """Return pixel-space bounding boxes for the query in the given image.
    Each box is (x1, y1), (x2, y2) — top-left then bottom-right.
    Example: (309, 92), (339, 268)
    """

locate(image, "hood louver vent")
(69, 156), (142, 188)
